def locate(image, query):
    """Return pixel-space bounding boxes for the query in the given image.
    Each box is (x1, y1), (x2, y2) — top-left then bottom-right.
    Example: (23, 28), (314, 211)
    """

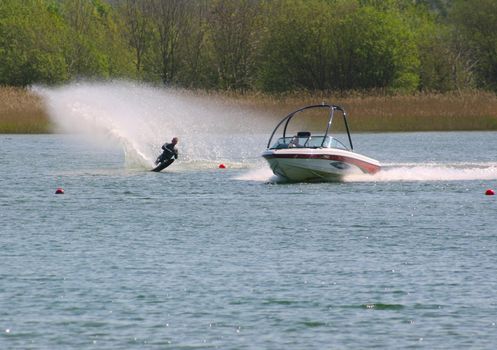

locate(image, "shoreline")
(1, 86), (497, 134)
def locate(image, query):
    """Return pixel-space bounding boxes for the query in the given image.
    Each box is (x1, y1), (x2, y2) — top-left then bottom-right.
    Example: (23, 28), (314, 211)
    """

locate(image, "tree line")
(1, 0), (496, 93)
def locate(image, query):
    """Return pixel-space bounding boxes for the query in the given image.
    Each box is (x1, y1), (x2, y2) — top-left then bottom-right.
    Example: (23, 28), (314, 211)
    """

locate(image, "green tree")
(144, 0), (190, 84)
(336, 5), (420, 91)
(59, 0), (133, 79)
(0, 0), (69, 86)
(2, 0), (489, 94)
(259, 0), (419, 92)
(257, 0), (340, 91)
(171, 1), (213, 88)
(205, 0), (263, 90)
(117, 0), (153, 77)
(412, 8), (475, 92)
(449, 0), (497, 90)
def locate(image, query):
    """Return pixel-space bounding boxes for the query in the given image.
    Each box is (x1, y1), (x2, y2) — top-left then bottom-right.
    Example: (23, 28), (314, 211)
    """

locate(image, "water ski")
(151, 158), (175, 172)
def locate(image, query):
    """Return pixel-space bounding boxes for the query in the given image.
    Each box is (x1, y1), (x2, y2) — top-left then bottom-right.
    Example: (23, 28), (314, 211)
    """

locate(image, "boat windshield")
(270, 135), (348, 150)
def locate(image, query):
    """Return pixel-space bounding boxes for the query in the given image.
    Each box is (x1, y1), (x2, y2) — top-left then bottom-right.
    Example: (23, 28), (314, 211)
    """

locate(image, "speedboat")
(262, 103), (381, 181)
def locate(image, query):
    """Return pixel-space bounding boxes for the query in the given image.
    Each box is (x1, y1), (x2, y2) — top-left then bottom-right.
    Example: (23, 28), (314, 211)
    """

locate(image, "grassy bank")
(1, 86), (497, 133)
(0, 87), (52, 133)
(219, 90), (497, 132)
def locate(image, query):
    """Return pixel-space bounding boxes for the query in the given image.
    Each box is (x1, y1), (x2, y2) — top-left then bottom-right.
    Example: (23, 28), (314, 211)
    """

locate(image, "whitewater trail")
(35, 81), (272, 169)
(342, 163), (497, 182)
(233, 163), (497, 183)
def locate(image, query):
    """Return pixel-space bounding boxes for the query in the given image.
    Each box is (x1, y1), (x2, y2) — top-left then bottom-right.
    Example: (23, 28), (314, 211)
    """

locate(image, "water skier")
(155, 137), (179, 166)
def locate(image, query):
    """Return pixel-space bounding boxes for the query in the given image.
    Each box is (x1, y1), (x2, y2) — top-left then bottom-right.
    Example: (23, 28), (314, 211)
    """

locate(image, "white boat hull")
(262, 148), (381, 181)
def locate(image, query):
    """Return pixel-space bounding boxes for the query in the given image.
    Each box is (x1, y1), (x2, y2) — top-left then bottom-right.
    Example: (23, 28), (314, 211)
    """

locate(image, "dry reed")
(204, 90), (497, 132)
(1, 86), (497, 133)
(0, 86), (52, 133)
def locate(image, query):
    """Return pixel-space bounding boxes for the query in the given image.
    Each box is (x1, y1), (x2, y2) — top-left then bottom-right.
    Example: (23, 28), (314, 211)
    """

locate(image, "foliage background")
(1, 0), (496, 94)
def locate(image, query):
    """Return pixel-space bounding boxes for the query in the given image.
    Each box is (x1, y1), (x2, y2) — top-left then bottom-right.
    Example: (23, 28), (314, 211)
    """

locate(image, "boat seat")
(297, 131), (311, 138)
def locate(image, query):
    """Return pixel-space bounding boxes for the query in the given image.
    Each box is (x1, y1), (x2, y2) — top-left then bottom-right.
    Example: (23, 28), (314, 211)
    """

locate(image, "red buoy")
(218, 164), (226, 169)
(485, 189), (495, 196)
(55, 188), (65, 194)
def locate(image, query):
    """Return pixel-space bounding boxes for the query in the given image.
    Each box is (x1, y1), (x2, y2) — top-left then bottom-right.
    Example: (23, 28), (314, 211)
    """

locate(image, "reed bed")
(1, 86), (497, 133)
(0, 86), (51, 133)
(211, 90), (497, 132)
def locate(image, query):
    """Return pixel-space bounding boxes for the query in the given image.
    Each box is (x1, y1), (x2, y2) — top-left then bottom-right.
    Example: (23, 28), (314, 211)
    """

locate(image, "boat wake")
(233, 167), (277, 182)
(235, 163), (497, 183)
(344, 162), (497, 182)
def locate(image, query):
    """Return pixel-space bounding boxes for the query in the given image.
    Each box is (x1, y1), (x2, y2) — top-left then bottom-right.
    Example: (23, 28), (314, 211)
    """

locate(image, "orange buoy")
(55, 188), (65, 194)
(218, 164), (226, 169)
(485, 189), (495, 196)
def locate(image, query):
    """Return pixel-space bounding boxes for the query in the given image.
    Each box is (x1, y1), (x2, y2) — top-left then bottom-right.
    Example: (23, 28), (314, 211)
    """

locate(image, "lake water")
(1, 131), (497, 349)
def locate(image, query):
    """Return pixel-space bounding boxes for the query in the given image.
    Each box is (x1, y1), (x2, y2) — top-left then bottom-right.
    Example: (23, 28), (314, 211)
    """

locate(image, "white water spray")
(35, 81), (273, 169)
(344, 162), (497, 182)
(234, 163), (497, 183)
